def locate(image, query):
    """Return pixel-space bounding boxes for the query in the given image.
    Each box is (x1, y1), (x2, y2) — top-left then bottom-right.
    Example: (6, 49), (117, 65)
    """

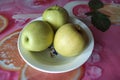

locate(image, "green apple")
(21, 21), (54, 52)
(54, 23), (86, 57)
(42, 5), (69, 31)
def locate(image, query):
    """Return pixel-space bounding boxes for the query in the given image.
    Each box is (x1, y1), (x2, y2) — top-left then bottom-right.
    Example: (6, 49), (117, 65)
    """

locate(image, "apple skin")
(42, 5), (69, 31)
(21, 21), (54, 52)
(54, 23), (86, 57)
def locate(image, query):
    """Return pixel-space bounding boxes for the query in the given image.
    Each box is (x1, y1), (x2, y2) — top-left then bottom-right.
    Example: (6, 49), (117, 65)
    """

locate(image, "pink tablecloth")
(0, 0), (120, 80)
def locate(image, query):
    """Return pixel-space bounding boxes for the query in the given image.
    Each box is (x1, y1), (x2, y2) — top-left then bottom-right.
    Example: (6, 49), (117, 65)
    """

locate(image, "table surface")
(0, 0), (120, 80)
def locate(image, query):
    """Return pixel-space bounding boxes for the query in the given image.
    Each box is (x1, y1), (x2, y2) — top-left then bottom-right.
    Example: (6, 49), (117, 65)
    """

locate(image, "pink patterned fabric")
(0, 68), (19, 80)
(0, 0), (120, 80)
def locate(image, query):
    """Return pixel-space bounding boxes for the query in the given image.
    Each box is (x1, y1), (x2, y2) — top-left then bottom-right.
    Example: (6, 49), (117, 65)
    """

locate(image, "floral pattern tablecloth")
(0, 0), (120, 80)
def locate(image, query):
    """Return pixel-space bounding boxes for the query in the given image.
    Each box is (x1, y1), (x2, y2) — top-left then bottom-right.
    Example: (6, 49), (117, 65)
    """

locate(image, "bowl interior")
(18, 17), (94, 73)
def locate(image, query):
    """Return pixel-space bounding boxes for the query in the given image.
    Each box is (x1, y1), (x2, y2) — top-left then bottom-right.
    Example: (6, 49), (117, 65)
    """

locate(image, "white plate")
(18, 17), (94, 73)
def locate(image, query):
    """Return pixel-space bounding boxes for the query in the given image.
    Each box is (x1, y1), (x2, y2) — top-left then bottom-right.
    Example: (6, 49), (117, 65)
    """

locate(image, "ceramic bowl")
(17, 17), (94, 73)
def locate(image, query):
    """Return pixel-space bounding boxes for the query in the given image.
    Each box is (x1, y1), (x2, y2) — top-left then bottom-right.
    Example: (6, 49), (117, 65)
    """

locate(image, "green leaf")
(86, 0), (111, 32)
(85, 12), (94, 16)
(91, 11), (111, 32)
(88, 0), (104, 10)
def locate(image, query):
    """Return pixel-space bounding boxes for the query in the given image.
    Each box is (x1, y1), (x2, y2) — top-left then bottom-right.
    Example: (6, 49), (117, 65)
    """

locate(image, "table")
(0, 0), (120, 80)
